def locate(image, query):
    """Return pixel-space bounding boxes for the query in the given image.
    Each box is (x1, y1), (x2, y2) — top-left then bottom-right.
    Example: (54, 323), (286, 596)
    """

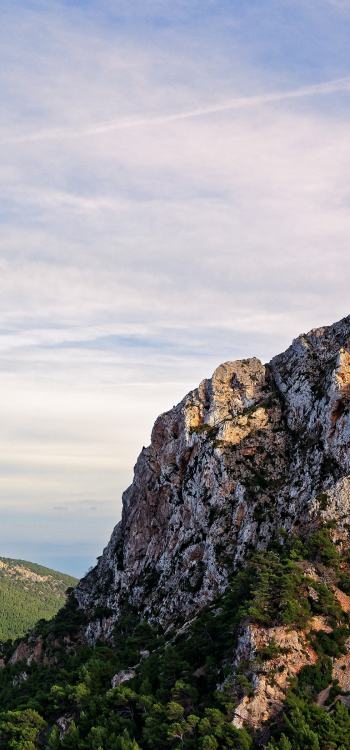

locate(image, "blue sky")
(1, 0), (350, 576)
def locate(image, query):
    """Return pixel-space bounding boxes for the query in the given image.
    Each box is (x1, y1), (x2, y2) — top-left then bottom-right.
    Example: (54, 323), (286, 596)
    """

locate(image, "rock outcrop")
(4, 314), (350, 743)
(231, 621), (319, 729)
(75, 315), (350, 637)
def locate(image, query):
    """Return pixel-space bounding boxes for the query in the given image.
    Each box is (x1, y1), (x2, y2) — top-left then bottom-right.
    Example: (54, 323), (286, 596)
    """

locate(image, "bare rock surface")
(111, 668), (136, 688)
(231, 619), (330, 729)
(75, 315), (350, 635)
(332, 637), (350, 692)
(56, 716), (74, 740)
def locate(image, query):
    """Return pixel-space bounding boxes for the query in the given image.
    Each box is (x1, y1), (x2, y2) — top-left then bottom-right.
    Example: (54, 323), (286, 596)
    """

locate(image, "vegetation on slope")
(1, 528), (350, 749)
(0, 558), (77, 640)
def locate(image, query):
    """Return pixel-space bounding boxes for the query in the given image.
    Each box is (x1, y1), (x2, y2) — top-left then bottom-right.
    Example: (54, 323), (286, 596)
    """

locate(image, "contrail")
(2, 76), (350, 145)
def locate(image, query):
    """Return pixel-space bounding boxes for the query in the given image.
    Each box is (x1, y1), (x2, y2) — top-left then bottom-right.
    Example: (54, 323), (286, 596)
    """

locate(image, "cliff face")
(75, 315), (350, 640)
(4, 316), (350, 746)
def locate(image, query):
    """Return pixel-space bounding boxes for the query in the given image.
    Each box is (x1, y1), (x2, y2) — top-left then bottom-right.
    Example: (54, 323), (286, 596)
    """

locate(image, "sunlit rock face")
(75, 315), (350, 638)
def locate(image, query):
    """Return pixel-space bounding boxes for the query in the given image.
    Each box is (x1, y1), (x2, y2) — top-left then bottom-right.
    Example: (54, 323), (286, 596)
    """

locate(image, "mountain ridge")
(74, 313), (350, 639)
(0, 557), (77, 641)
(2, 314), (350, 749)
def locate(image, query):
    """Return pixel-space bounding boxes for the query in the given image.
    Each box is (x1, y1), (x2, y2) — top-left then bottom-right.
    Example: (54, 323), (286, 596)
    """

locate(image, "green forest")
(0, 558), (77, 640)
(1, 529), (350, 749)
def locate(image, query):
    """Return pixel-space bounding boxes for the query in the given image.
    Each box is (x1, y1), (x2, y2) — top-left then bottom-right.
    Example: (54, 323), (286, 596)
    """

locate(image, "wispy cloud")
(2, 76), (350, 145)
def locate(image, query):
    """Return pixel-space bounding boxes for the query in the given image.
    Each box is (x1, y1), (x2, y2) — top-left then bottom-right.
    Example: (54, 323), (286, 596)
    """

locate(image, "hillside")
(1, 315), (350, 749)
(0, 557), (77, 640)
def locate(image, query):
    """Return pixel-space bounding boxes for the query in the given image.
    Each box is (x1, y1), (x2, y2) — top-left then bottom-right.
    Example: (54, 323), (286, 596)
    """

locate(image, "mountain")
(0, 557), (77, 640)
(75, 313), (350, 634)
(1, 315), (350, 750)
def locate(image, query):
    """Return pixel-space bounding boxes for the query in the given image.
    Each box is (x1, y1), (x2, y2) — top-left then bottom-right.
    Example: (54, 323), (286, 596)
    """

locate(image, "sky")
(1, 0), (350, 576)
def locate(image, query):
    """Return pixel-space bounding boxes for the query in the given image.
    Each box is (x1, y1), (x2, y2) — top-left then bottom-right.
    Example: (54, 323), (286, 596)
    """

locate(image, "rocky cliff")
(75, 315), (350, 640)
(3, 315), (350, 748)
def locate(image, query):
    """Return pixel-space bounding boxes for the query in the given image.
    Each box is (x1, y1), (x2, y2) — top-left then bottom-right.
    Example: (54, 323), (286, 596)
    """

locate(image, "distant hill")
(0, 557), (77, 641)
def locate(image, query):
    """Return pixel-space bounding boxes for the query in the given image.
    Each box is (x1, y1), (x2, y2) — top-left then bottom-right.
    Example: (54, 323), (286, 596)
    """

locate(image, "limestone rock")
(232, 622), (319, 729)
(75, 314), (350, 639)
(56, 716), (74, 740)
(12, 671), (28, 687)
(111, 668), (136, 688)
